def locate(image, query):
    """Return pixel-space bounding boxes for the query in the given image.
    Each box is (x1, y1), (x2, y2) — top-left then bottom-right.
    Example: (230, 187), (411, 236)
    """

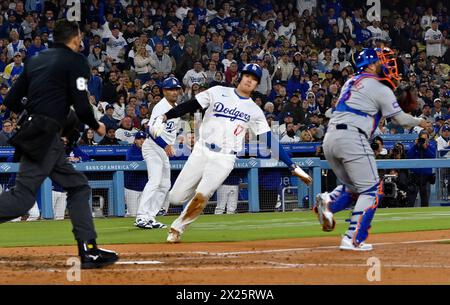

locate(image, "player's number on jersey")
(76, 77), (87, 91)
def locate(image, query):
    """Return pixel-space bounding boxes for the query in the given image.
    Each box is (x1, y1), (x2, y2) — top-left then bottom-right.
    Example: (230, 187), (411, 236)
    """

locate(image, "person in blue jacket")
(124, 131), (148, 217)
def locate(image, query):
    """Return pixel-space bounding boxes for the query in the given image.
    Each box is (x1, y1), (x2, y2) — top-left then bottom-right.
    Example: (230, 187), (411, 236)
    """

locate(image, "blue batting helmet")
(162, 77), (182, 89)
(355, 48), (379, 73)
(240, 63), (262, 84)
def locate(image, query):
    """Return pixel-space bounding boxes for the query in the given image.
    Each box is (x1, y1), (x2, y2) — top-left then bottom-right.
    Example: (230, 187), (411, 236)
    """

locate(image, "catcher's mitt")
(394, 85), (418, 113)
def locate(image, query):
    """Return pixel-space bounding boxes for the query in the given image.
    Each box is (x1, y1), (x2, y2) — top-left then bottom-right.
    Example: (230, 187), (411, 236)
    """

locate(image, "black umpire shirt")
(3, 43), (99, 131)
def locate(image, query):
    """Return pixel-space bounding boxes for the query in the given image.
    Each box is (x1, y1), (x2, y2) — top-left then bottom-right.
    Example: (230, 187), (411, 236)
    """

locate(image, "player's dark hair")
(53, 20), (80, 44)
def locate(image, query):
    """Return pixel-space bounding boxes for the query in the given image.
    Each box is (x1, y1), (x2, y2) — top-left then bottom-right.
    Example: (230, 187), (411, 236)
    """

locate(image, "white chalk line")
(117, 237), (450, 256)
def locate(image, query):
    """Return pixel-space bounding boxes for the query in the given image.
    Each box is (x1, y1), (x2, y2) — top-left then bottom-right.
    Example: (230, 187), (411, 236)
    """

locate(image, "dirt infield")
(1, 230), (450, 284)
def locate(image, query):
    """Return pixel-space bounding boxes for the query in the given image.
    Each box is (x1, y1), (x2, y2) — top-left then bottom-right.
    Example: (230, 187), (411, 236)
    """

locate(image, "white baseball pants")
(136, 138), (171, 221)
(125, 188), (142, 217)
(169, 143), (237, 233)
(52, 190), (67, 220)
(214, 184), (239, 214)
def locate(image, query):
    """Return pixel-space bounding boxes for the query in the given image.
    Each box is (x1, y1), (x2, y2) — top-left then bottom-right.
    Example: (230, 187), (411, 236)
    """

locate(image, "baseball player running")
(313, 48), (431, 251)
(134, 77), (181, 229)
(150, 63), (312, 243)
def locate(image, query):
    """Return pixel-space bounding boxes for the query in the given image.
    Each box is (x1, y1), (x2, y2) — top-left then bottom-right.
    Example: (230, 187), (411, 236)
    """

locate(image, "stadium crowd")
(0, 0), (448, 156)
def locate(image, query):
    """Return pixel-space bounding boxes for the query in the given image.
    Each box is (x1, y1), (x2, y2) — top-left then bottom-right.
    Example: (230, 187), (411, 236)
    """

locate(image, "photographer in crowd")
(406, 131), (437, 207)
(380, 142), (410, 208)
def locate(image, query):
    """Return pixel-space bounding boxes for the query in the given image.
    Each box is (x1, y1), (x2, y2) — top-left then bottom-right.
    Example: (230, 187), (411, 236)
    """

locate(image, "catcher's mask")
(375, 47), (401, 90)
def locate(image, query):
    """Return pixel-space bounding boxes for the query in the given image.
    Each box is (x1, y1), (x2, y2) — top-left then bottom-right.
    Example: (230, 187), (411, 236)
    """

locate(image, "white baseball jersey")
(425, 28), (444, 57)
(106, 34), (127, 63)
(195, 86), (271, 152)
(330, 75), (402, 137)
(150, 98), (180, 146)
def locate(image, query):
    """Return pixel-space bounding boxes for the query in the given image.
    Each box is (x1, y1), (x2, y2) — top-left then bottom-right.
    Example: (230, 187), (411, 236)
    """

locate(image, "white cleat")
(167, 228), (181, 243)
(313, 192), (336, 232)
(339, 235), (373, 251)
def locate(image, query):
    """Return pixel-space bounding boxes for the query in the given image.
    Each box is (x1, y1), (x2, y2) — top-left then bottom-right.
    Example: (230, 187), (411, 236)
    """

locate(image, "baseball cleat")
(339, 235), (373, 251)
(167, 228), (181, 243)
(134, 218), (153, 229)
(149, 220), (167, 229)
(313, 192), (336, 232)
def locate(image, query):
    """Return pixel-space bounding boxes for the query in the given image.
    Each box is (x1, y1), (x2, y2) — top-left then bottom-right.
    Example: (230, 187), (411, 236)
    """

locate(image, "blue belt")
(204, 142), (238, 155)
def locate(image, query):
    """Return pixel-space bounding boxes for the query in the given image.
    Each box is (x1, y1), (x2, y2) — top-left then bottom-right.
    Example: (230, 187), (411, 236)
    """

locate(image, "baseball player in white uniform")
(313, 48), (431, 251)
(134, 77), (182, 229)
(150, 63), (313, 243)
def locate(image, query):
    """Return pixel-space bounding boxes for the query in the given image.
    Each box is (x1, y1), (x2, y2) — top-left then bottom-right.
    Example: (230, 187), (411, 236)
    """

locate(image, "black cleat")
(78, 240), (119, 269)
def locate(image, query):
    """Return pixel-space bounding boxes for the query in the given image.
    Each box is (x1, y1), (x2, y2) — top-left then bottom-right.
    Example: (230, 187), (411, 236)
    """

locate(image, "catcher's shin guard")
(328, 185), (357, 214)
(351, 183), (384, 246)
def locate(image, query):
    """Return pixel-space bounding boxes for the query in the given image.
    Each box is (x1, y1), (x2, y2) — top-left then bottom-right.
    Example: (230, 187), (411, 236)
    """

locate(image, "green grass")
(1, 207), (450, 247)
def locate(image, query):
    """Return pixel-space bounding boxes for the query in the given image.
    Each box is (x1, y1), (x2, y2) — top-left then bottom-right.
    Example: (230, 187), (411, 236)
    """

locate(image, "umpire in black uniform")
(0, 20), (118, 269)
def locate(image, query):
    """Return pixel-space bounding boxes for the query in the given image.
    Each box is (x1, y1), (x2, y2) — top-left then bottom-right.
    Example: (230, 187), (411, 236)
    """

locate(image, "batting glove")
(290, 164), (313, 185)
(149, 115), (166, 138)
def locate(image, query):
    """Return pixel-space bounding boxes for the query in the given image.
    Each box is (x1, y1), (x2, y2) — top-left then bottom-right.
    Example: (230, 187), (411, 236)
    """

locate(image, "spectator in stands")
(436, 124), (450, 153)
(105, 23), (127, 68)
(26, 35), (47, 58)
(185, 24), (201, 60)
(112, 95), (126, 121)
(406, 130), (437, 207)
(89, 95), (103, 121)
(100, 71), (119, 104)
(6, 29), (24, 61)
(280, 122), (300, 143)
(432, 98), (447, 119)
(0, 119), (15, 146)
(115, 116), (139, 144)
(225, 61), (239, 86)
(374, 118), (390, 136)
(273, 52), (295, 82)
(98, 127), (120, 145)
(124, 131), (147, 217)
(424, 19), (444, 59)
(87, 67), (103, 103)
(78, 128), (97, 146)
(183, 60), (207, 89)
(150, 42), (172, 78)
(420, 104), (435, 122)
(2, 51), (24, 87)
(99, 104), (119, 130)
(300, 129), (313, 142)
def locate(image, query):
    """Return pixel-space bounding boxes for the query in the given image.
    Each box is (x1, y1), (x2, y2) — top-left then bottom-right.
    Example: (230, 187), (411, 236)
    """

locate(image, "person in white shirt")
(183, 61), (207, 88)
(296, 0), (316, 16)
(105, 24), (127, 64)
(338, 10), (353, 35)
(277, 19), (296, 40)
(221, 51), (235, 72)
(436, 124), (450, 153)
(424, 20), (444, 58)
(367, 20), (383, 45)
(176, 0), (190, 21)
(115, 116), (139, 144)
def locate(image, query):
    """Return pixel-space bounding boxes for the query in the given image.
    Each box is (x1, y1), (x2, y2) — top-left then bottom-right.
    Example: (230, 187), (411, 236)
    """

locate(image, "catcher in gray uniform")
(314, 47), (431, 251)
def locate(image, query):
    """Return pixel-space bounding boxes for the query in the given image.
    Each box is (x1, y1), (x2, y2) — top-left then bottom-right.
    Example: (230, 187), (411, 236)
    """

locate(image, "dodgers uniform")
(135, 98), (180, 225)
(169, 86), (271, 234)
